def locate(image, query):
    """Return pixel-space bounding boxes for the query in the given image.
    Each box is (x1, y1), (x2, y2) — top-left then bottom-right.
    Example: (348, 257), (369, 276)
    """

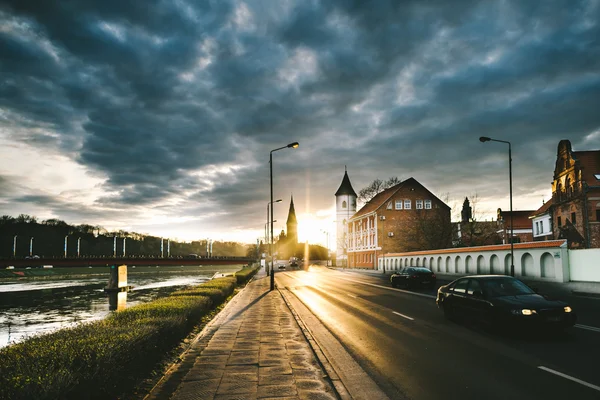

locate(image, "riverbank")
(0, 265), (259, 400)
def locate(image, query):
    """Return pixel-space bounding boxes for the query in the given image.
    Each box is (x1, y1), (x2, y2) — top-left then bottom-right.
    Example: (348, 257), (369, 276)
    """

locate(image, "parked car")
(436, 275), (577, 330)
(278, 264), (286, 270)
(390, 267), (436, 289)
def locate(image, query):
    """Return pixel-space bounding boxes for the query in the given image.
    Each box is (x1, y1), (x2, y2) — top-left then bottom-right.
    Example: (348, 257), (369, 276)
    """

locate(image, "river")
(0, 264), (243, 348)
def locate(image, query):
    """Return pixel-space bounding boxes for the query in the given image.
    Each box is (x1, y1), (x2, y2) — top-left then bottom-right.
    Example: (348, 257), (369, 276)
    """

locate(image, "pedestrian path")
(148, 267), (338, 400)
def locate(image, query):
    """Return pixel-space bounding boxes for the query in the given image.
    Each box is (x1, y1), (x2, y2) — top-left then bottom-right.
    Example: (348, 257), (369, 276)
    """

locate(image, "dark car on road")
(390, 267), (436, 289)
(436, 275), (576, 330)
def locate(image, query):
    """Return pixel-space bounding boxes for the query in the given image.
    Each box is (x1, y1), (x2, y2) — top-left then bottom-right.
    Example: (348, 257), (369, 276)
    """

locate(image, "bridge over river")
(0, 256), (253, 269)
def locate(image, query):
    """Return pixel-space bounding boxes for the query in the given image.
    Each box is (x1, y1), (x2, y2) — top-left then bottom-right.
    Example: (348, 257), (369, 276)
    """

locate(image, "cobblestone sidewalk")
(153, 267), (338, 400)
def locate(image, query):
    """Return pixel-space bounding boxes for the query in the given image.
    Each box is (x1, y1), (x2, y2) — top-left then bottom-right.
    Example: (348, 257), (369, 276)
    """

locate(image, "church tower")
(335, 168), (357, 267)
(286, 195), (298, 248)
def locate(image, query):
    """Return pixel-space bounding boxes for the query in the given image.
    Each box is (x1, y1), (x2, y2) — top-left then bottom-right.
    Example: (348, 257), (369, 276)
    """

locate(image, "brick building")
(551, 140), (600, 248)
(345, 177), (451, 269)
(496, 209), (534, 244)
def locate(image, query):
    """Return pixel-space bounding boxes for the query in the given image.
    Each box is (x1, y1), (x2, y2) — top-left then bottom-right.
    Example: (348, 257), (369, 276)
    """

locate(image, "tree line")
(0, 214), (249, 258)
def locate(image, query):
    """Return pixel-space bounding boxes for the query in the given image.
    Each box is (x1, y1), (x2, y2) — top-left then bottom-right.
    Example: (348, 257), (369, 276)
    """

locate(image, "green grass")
(0, 267), (258, 400)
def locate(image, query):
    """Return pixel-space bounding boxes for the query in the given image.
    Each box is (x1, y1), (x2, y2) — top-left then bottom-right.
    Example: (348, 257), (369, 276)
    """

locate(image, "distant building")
(335, 168), (358, 267)
(342, 176), (451, 270)
(277, 195), (299, 259)
(551, 139), (600, 248)
(453, 197), (502, 247)
(496, 208), (534, 244)
(530, 199), (554, 242)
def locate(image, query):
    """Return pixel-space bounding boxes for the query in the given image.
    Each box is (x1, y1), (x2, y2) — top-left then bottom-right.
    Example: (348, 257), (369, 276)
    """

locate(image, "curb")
(277, 285), (351, 400)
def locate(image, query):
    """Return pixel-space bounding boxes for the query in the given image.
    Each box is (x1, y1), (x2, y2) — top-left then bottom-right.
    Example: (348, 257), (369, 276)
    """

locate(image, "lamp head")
(287, 142), (299, 148)
(275, 199), (283, 203)
(479, 136), (491, 143)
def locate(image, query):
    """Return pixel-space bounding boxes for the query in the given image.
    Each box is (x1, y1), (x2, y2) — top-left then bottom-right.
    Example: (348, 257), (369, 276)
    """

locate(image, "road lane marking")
(575, 324), (600, 333)
(337, 276), (437, 299)
(538, 366), (600, 392)
(392, 311), (414, 321)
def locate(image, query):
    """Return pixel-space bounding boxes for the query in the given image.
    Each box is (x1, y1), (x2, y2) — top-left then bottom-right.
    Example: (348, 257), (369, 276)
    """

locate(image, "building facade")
(551, 140), (600, 248)
(345, 177), (451, 269)
(530, 199), (554, 242)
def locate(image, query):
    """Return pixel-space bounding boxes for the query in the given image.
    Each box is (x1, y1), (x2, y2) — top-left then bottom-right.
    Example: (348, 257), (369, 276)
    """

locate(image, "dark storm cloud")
(1, 0), (600, 240)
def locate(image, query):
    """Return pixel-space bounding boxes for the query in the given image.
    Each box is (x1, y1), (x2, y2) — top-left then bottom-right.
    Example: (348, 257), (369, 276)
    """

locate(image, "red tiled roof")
(350, 177), (449, 220)
(573, 150), (600, 186)
(351, 182), (402, 219)
(531, 198), (553, 218)
(498, 210), (534, 229)
(382, 240), (567, 257)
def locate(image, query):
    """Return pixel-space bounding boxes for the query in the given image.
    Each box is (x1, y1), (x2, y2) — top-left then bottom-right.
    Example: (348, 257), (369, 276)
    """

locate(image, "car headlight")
(510, 309), (537, 316)
(564, 306), (572, 313)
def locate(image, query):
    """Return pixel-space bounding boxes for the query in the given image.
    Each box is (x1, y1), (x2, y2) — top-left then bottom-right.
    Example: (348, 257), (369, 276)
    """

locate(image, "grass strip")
(0, 267), (257, 400)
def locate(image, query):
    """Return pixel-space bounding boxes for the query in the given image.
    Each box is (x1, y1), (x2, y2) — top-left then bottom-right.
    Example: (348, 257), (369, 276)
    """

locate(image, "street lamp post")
(270, 142), (299, 291)
(480, 136), (514, 277)
(321, 230), (330, 266)
(266, 200), (282, 276)
(380, 215), (386, 274)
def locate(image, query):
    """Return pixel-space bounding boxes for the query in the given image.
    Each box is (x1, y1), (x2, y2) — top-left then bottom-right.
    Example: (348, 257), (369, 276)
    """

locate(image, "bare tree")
(358, 177), (401, 205)
(458, 194), (502, 247)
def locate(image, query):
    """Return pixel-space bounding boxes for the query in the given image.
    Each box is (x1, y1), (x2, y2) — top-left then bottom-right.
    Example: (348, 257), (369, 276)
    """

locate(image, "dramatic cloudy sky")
(1, 0), (599, 247)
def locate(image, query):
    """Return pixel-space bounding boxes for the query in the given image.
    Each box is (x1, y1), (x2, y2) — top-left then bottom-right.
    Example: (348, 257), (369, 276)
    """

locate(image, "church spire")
(286, 195), (298, 246)
(335, 169), (357, 197)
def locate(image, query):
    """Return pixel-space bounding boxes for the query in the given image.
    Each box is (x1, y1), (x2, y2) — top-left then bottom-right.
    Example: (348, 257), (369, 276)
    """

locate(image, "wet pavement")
(147, 267), (339, 400)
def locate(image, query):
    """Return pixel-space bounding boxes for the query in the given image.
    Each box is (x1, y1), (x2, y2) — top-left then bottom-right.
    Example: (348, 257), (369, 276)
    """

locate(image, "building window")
(416, 200), (423, 209)
(404, 199), (411, 209)
(387, 201), (393, 210)
(425, 200), (432, 209)
(571, 212), (576, 225)
(539, 222), (543, 233)
(535, 222), (539, 235)
(557, 216), (561, 227)
(395, 200), (402, 210)
(342, 201), (347, 209)
(597, 209), (600, 221)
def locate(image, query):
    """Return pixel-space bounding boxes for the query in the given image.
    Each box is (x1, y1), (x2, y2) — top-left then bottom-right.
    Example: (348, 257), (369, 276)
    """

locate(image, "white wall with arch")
(379, 242), (572, 283)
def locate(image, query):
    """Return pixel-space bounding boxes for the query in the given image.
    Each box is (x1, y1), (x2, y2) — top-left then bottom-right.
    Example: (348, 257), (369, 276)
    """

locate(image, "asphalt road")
(275, 266), (600, 400)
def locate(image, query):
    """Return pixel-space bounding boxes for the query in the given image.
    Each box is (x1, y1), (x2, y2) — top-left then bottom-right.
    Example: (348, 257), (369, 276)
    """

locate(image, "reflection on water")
(0, 265), (241, 348)
(108, 292), (128, 311)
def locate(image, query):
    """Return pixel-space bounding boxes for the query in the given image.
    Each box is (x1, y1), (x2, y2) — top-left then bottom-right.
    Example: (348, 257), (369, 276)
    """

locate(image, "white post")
(123, 237), (126, 257)
(13, 235), (17, 257)
(113, 236), (117, 257)
(64, 235), (68, 258)
(77, 237), (81, 257)
(29, 237), (34, 256)
(167, 239), (170, 257)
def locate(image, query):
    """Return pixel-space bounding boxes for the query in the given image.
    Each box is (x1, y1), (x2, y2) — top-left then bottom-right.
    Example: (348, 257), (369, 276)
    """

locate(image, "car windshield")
(482, 278), (535, 297)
